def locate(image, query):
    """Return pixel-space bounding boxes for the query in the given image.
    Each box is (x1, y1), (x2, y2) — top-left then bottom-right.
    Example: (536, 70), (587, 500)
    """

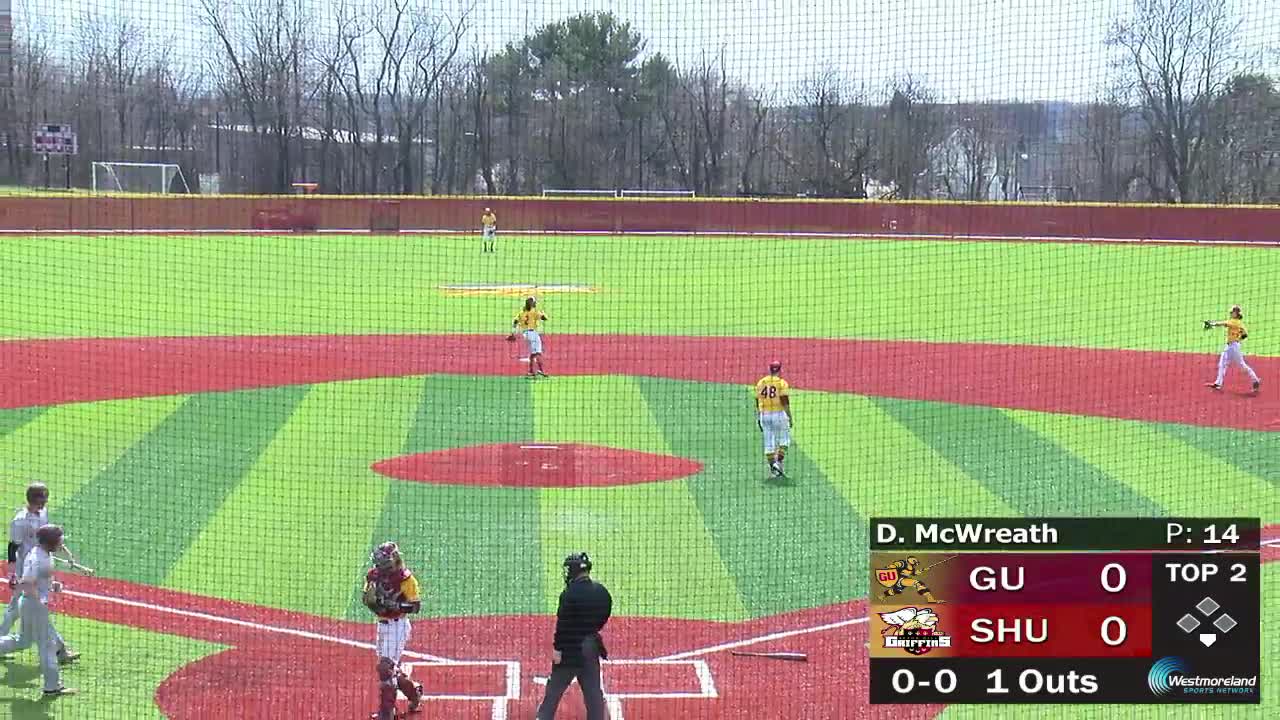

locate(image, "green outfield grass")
(0, 615), (223, 719)
(0, 234), (1273, 355)
(0, 232), (1275, 718)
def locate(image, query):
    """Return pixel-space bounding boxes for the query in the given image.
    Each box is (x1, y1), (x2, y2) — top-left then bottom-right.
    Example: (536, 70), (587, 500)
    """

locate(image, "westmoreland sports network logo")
(1148, 657), (1257, 699)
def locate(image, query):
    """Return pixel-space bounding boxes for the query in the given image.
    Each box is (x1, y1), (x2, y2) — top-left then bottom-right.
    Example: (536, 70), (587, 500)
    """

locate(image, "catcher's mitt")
(1203, 320), (1213, 330)
(363, 584), (400, 615)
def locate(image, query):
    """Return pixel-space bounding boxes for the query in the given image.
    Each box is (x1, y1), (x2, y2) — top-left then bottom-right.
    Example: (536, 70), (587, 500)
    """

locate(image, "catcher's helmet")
(36, 524), (64, 550)
(769, 360), (782, 374)
(563, 552), (592, 583)
(372, 542), (402, 572)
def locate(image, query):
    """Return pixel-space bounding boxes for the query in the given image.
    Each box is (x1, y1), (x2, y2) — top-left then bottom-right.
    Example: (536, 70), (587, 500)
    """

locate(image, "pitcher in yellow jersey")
(753, 361), (794, 478)
(510, 296), (548, 378)
(1205, 305), (1260, 394)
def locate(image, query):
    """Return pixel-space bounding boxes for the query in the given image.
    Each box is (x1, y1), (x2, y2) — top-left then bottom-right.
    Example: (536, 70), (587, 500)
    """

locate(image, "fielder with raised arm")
(1204, 304), (1260, 394)
(509, 296), (549, 378)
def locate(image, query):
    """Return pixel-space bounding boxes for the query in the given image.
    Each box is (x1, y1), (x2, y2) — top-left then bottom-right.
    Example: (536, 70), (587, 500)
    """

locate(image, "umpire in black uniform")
(536, 552), (613, 720)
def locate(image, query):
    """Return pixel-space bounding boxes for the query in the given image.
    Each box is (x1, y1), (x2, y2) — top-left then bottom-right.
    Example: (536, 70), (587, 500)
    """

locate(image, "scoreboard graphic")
(869, 518), (1261, 704)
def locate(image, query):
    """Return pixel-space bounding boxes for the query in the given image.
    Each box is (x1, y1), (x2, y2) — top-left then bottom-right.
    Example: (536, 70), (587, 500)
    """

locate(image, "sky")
(15, 0), (1280, 103)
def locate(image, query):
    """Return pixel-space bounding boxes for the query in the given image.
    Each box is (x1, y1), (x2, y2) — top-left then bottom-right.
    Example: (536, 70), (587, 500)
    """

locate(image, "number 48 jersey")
(754, 375), (790, 413)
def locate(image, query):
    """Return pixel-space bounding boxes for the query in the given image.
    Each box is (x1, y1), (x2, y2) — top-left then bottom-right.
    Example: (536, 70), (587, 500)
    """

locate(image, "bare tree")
(880, 77), (943, 199)
(466, 51), (496, 194)
(1074, 91), (1142, 201)
(200, 0), (311, 191)
(937, 106), (1000, 200)
(733, 86), (771, 195)
(5, 18), (54, 179)
(685, 51), (730, 195)
(780, 69), (872, 198)
(1108, 0), (1244, 202)
(375, 1), (468, 194)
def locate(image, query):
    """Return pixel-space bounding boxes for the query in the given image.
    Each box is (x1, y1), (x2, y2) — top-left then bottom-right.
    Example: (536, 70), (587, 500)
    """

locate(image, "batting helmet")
(769, 360), (782, 374)
(26, 482), (49, 506)
(371, 542), (403, 572)
(36, 524), (64, 550)
(563, 552), (592, 584)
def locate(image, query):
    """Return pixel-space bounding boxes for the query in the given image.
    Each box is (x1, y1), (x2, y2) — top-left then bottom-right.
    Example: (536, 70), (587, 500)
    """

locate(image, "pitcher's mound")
(371, 443), (703, 488)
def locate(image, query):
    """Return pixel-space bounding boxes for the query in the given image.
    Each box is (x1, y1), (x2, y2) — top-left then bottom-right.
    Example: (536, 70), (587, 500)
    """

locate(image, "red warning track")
(371, 443), (704, 488)
(1, 334), (1276, 430)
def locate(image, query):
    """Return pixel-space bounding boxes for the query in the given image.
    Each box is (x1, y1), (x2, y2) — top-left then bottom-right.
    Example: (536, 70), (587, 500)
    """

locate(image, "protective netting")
(0, 1), (1276, 719)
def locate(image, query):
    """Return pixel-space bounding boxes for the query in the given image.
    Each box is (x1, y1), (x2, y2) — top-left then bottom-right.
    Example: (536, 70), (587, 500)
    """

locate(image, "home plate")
(1199, 633), (1217, 647)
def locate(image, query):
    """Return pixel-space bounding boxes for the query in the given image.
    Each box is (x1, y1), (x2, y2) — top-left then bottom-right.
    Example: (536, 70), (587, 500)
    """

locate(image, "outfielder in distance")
(481, 207), (498, 253)
(3, 482), (83, 665)
(509, 296), (549, 378)
(363, 542), (424, 720)
(753, 361), (794, 479)
(1204, 304), (1260, 394)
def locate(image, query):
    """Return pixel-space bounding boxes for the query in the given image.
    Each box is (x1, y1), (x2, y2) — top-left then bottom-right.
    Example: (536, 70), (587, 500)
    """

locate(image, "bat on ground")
(729, 650), (808, 662)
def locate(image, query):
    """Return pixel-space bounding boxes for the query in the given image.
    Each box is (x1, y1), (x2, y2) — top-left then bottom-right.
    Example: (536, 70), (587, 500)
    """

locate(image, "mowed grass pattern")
(0, 232), (1276, 719)
(0, 377), (1275, 622)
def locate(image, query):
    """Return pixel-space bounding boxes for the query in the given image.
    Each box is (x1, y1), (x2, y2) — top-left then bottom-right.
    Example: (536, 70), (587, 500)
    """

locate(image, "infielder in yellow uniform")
(753, 361), (793, 478)
(1205, 305), (1260, 394)
(509, 297), (548, 378)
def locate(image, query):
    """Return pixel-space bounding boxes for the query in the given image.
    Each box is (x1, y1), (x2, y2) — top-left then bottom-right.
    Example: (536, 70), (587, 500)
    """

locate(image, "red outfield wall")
(1, 196), (1278, 242)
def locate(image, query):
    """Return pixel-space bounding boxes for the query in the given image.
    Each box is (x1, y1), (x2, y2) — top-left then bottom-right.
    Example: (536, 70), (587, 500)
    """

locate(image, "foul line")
(653, 616), (868, 661)
(63, 588), (456, 663)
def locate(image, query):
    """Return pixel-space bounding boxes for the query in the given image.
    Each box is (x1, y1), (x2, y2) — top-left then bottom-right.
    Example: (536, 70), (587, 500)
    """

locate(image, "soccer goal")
(618, 189), (696, 198)
(541, 188), (619, 198)
(92, 162), (192, 194)
(1017, 185), (1076, 202)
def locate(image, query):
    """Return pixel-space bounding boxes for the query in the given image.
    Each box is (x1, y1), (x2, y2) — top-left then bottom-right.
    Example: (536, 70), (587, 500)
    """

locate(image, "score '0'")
(1100, 563), (1126, 593)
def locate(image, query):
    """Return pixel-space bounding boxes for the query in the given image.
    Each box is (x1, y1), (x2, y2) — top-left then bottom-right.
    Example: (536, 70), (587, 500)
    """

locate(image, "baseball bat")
(729, 650), (808, 662)
(52, 556), (95, 575)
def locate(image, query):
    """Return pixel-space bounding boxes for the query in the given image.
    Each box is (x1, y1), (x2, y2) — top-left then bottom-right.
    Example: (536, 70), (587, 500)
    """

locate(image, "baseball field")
(0, 231), (1275, 719)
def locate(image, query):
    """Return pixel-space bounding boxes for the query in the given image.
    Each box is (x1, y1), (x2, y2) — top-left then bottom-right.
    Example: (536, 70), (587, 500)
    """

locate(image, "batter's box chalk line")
(402, 658), (717, 720)
(399, 660), (520, 720)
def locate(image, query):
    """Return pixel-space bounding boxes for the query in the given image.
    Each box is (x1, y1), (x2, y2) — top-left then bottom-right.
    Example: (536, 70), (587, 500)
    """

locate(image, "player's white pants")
(376, 617), (411, 664)
(1216, 342), (1259, 386)
(483, 227), (496, 241)
(0, 589), (20, 636)
(1, 582), (65, 651)
(0, 597), (63, 691)
(759, 411), (791, 454)
(524, 330), (543, 355)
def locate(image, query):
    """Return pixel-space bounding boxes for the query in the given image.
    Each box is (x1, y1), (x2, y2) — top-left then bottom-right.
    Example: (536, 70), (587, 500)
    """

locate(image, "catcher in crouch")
(363, 542), (424, 719)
